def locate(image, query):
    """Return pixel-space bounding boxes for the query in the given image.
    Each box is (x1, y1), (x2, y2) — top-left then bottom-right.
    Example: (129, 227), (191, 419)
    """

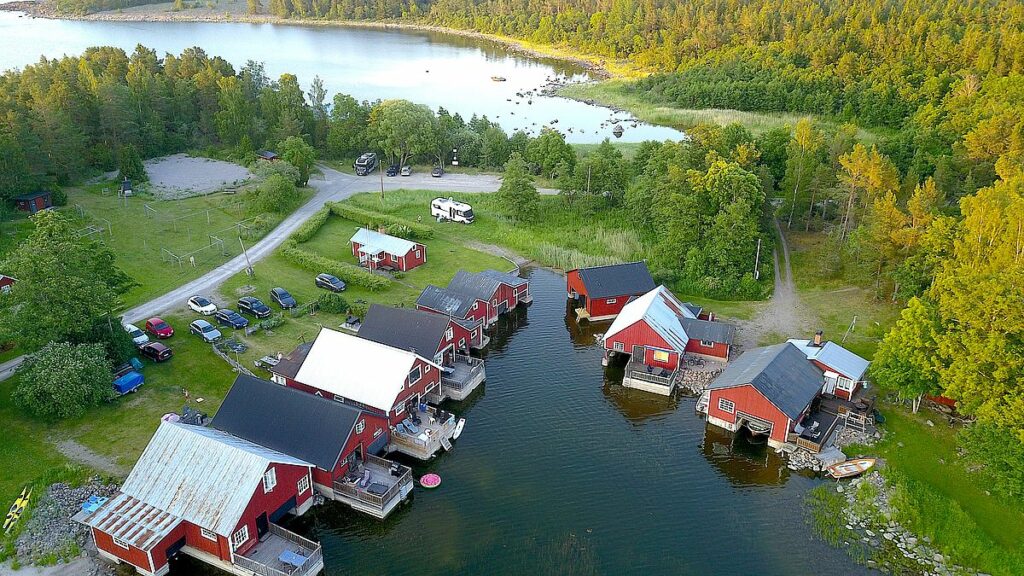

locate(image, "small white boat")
(827, 458), (876, 479)
(452, 418), (466, 440)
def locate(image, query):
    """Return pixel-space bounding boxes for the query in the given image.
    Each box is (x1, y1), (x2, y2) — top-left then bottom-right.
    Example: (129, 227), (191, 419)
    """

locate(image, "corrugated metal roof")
(787, 339), (870, 381)
(359, 304), (451, 358)
(294, 327), (440, 412)
(574, 261), (655, 299)
(212, 374), (362, 471)
(80, 492), (181, 550)
(680, 317), (736, 345)
(447, 270), (502, 302)
(350, 228), (417, 256)
(477, 269), (528, 287)
(416, 285), (475, 318)
(603, 286), (698, 351)
(272, 342), (312, 379)
(120, 421), (311, 537)
(708, 343), (824, 419)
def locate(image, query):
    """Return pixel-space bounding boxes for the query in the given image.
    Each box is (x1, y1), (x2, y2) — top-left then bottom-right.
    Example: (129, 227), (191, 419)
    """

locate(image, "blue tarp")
(113, 371), (144, 395)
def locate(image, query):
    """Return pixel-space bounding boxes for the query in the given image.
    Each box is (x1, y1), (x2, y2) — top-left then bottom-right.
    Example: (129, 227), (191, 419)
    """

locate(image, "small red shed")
(13, 191), (52, 213)
(415, 285), (490, 349)
(787, 332), (870, 400)
(566, 261), (655, 321)
(0, 275), (15, 294)
(350, 228), (426, 272)
(75, 421), (323, 576)
(704, 343), (825, 449)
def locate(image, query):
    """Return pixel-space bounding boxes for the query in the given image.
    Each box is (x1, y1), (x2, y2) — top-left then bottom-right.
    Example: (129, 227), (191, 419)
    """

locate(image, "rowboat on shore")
(491, 76), (507, 82)
(827, 458), (876, 479)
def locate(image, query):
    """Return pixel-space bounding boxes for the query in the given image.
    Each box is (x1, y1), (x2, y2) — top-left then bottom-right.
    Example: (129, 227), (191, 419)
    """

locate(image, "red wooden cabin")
(350, 228), (426, 272)
(75, 421), (323, 576)
(704, 343), (825, 449)
(787, 331), (870, 400)
(415, 285), (490, 349)
(566, 261), (655, 321)
(0, 275), (15, 293)
(13, 191), (51, 213)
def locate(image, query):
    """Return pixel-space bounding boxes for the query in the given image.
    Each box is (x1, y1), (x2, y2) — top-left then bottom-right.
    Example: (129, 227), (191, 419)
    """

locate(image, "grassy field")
(560, 80), (880, 142)
(66, 181), (312, 310)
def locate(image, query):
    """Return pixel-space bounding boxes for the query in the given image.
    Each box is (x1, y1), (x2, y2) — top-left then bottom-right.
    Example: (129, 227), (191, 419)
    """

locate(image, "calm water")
(176, 268), (868, 575)
(0, 11), (682, 143)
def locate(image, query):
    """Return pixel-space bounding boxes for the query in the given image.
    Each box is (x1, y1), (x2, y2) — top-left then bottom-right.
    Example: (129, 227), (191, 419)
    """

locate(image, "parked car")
(123, 323), (150, 347)
(354, 152), (378, 176)
(145, 317), (174, 339)
(315, 273), (346, 292)
(270, 287), (297, 309)
(386, 163), (400, 177)
(140, 341), (173, 362)
(215, 309), (249, 329)
(189, 319), (222, 343)
(238, 296), (272, 318)
(431, 165), (444, 177)
(401, 165), (412, 176)
(187, 295), (217, 315)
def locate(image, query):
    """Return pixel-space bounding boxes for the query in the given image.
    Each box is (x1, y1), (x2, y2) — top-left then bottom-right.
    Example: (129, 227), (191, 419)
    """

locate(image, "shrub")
(316, 292), (350, 314)
(290, 205), (331, 243)
(258, 313), (285, 331)
(248, 173), (300, 215)
(14, 342), (113, 421)
(241, 214), (274, 241)
(279, 241), (390, 291)
(252, 159), (300, 183)
(348, 301), (369, 319)
(329, 202), (434, 239)
(50, 188), (68, 207)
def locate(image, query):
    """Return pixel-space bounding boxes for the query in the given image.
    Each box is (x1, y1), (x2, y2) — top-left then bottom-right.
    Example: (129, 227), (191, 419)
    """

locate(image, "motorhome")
(354, 152), (378, 176)
(431, 197), (475, 224)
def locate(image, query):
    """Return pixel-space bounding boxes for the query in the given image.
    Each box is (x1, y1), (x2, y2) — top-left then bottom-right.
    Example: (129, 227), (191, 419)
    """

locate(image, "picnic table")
(279, 549), (307, 569)
(254, 355), (280, 369)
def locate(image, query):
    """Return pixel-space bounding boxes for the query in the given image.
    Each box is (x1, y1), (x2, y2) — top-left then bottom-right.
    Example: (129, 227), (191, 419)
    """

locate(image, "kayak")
(452, 418), (466, 440)
(827, 458), (876, 479)
(4, 486), (32, 534)
(420, 473), (442, 489)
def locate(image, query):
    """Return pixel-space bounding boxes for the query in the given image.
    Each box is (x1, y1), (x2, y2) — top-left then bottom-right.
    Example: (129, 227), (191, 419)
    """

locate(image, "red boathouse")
(566, 261), (656, 321)
(350, 228), (426, 272)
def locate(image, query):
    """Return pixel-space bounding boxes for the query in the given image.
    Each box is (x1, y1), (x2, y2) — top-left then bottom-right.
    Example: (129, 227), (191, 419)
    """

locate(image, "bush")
(279, 241), (390, 291)
(316, 292), (350, 314)
(50, 188), (68, 207)
(348, 301), (369, 319)
(248, 173), (300, 215)
(14, 342), (113, 421)
(258, 313), (285, 331)
(241, 214), (274, 241)
(252, 159), (300, 183)
(290, 205), (331, 243)
(329, 202), (434, 239)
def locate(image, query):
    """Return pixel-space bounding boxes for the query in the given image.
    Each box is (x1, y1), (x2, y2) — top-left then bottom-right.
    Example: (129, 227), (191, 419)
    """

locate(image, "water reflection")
(562, 301), (608, 349)
(700, 420), (791, 487)
(601, 381), (680, 424)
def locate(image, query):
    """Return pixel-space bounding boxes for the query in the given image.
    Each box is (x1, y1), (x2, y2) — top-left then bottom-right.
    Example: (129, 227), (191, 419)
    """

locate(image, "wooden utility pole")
(753, 238), (762, 280)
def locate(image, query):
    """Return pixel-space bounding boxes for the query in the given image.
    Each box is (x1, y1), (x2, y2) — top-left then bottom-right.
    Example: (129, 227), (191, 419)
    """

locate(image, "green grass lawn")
(560, 80), (880, 142)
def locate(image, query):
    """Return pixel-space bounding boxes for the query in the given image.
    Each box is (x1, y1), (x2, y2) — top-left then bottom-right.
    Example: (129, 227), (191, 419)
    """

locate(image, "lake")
(0, 10), (682, 144)
(175, 268), (867, 575)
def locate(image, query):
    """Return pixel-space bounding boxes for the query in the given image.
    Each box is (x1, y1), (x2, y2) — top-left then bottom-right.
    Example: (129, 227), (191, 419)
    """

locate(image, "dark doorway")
(256, 512), (269, 539)
(165, 536), (186, 561)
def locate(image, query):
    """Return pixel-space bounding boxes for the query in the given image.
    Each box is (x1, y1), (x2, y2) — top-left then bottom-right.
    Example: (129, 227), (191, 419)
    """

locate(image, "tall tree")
(496, 153), (539, 222)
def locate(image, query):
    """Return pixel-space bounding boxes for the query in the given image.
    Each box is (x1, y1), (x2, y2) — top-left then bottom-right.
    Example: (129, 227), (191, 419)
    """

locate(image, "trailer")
(431, 197), (475, 224)
(113, 359), (145, 395)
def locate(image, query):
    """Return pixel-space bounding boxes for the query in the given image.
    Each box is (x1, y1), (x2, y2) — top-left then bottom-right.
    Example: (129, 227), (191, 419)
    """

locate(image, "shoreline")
(0, 1), (616, 79)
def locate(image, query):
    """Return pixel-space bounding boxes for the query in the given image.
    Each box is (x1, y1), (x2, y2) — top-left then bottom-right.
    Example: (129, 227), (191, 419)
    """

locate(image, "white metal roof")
(294, 328), (440, 412)
(787, 339), (870, 381)
(603, 285), (697, 351)
(120, 422), (311, 537)
(350, 228), (417, 257)
(78, 492), (181, 550)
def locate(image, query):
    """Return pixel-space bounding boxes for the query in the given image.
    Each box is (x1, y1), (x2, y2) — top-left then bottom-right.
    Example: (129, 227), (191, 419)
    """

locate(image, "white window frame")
(424, 364), (431, 373)
(200, 528), (218, 542)
(333, 394), (345, 403)
(231, 525), (249, 551)
(472, 302), (478, 310)
(652, 349), (670, 363)
(701, 340), (715, 348)
(837, 376), (854, 391)
(459, 338), (466, 348)
(414, 249), (421, 259)
(394, 404), (405, 416)
(718, 398), (735, 414)
(263, 467), (277, 493)
(446, 327), (454, 340)
(373, 427), (383, 438)
(606, 298), (617, 304)
(297, 475), (310, 494)
(613, 341), (624, 352)
(408, 366), (422, 385)
(355, 419), (365, 434)
(113, 537), (130, 549)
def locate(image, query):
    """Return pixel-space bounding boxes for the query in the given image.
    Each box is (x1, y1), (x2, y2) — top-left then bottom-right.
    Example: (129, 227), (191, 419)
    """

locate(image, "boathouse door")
(256, 512), (269, 539)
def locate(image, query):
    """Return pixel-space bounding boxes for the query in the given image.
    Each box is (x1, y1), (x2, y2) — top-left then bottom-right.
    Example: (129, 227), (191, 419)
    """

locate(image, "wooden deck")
(331, 454), (413, 519)
(388, 406), (458, 460)
(621, 360), (679, 396)
(181, 524), (323, 576)
(439, 354), (486, 401)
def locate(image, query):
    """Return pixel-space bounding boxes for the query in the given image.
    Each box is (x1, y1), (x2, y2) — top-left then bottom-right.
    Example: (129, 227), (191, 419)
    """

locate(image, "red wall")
(183, 522), (230, 560)
(707, 385), (791, 444)
(588, 296), (630, 319)
(604, 320), (682, 370)
(231, 463), (313, 557)
(389, 357), (440, 426)
(642, 348), (679, 370)
(312, 412), (390, 488)
(351, 241), (426, 272)
(684, 339), (730, 360)
(149, 522), (187, 571)
(0, 277), (13, 290)
(437, 319), (473, 359)
(93, 527), (154, 573)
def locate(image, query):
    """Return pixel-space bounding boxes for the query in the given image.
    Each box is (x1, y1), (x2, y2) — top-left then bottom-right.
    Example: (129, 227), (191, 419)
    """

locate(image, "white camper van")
(431, 197), (475, 224)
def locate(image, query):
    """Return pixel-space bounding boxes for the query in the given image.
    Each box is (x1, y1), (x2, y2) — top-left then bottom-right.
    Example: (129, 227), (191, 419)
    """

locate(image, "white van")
(431, 197), (475, 224)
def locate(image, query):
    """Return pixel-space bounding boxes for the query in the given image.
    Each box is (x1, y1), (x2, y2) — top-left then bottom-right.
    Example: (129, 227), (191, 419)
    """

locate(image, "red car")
(145, 317), (174, 339)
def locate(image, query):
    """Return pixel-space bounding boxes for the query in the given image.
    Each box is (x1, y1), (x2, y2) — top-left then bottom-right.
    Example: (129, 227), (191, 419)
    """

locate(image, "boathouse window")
(355, 419), (365, 434)
(394, 404), (405, 416)
(718, 398), (735, 414)
(446, 327), (454, 340)
(200, 528), (217, 541)
(653, 350), (670, 363)
(333, 394), (345, 403)
(473, 302), (478, 310)
(409, 366), (422, 385)
(113, 537), (130, 549)
(231, 526), (249, 551)
(606, 298), (617, 304)
(459, 338), (466, 348)
(297, 475), (310, 494)
(613, 341), (624, 352)
(263, 467), (277, 493)
(701, 340), (715, 348)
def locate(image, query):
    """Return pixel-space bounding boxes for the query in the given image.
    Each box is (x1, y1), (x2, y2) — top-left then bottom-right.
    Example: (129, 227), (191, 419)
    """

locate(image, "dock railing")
(390, 409), (457, 459)
(441, 354), (485, 392)
(626, 363), (679, 391)
(233, 524), (322, 576)
(332, 454), (412, 511)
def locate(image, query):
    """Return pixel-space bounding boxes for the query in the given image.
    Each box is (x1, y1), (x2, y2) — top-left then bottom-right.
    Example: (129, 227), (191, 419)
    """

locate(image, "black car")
(215, 309), (249, 329)
(140, 342), (173, 362)
(385, 163), (400, 177)
(238, 296), (272, 318)
(431, 165), (444, 177)
(270, 287), (297, 309)
(315, 273), (346, 292)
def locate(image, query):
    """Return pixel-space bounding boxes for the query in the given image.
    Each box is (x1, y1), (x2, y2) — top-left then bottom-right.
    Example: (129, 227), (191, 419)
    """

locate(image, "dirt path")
(463, 240), (531, 270)
(51, 439), (128, 477)
(733, 220), (813, 349)
(0, 556), (108, 576)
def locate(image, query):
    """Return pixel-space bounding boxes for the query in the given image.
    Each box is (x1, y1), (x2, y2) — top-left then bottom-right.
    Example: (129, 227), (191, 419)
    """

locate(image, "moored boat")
(827, 458), (876, 479)
(491, 76), (507, 82)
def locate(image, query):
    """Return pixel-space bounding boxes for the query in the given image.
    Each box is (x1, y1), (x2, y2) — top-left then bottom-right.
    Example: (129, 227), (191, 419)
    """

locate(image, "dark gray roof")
(359, 304), (450, 358)
(447, 270), (503, 302)
(416, 285), (475, 317)
(271, 342), (312, 379)
(683, 303), (703, 317)
(708, 343), (823, 420)
(478, 269), (528, 287)
(575, 262), (655, 299)
(211, 374), (362, 471)
(681, 318), (735, 345)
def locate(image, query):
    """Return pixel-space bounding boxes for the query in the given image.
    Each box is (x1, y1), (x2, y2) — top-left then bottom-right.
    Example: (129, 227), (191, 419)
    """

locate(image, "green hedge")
(279, 240), (390, 291)
(328, 202), (434, 239)
(291, 205), (332, 243)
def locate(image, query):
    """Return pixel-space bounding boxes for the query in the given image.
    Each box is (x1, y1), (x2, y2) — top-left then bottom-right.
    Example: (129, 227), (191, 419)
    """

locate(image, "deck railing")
(332, 455), (412, 510)
(234, 524), (322, 576)
(390, 411), (457, 458)
(441, 355), (485, 391)
(626, 367), (678, 389)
